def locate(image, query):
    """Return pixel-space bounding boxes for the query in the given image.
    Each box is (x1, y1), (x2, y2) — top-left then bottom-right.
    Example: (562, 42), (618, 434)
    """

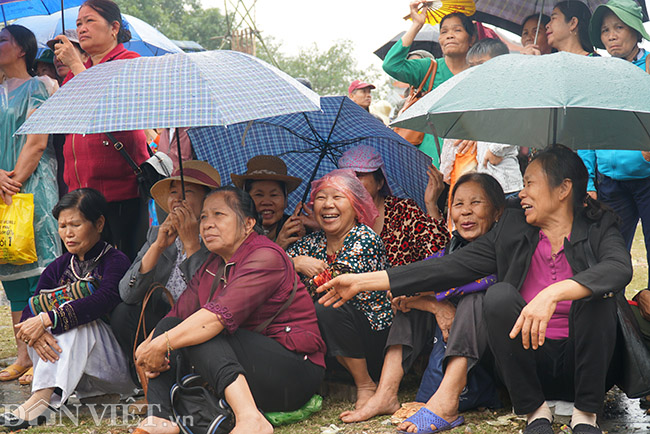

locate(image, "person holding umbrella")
(546, 1), (596, 56)
(520, 13), (553, 55)
(52, 0), (150, 261)
(317, 146), (631, 434)
(383, 0), (477, 167)
(0, 25), (60, 385)
(47, 29), (88, 86)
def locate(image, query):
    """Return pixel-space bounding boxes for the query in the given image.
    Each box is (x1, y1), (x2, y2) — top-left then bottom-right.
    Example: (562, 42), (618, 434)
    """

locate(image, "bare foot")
(138, 415), (180, 434)
(230, 411), (273, 434)
(396, 394), (459, 433)
(354, 381), (377, 410)
(340, 390), (400, 423)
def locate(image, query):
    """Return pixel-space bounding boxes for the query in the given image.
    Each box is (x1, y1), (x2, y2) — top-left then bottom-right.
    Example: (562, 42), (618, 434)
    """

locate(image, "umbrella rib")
(302, 112), (328, 144)
(254, 120), (320, 145)
(633, 112), (650, 148)
(324, 98), (347, 145)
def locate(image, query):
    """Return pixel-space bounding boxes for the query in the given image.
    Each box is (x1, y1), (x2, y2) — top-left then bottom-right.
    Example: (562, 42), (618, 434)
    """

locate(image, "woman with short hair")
(112, 161), (220, 385)
(0, 188), (133, 429)
(53, 0), (150, 261)
(287, 169), (391, 410)
(133, 186), (326, 434)
(341, 173), (505, 426)
(383, 1), (477, 166)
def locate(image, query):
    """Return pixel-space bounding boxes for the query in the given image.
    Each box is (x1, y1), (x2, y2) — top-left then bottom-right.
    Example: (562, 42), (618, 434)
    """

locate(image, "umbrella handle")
(533, 0), (545, 46)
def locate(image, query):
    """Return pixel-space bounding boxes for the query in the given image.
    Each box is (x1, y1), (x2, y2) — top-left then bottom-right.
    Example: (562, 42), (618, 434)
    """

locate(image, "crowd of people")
(0, 0), (650, 433)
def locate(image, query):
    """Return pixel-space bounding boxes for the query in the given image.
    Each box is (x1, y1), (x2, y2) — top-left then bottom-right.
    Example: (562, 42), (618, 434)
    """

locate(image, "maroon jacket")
(62, 44), (149, 202)
(168, 232), (327, 368)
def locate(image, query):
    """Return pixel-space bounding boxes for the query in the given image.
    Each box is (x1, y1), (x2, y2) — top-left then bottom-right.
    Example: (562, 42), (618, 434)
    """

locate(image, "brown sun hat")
(150, 160), (221, 213)
(230, 155), (302, 193)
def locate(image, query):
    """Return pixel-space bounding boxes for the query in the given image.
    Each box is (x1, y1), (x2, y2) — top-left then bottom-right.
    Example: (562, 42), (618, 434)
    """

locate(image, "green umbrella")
(391, 52), (650, 151)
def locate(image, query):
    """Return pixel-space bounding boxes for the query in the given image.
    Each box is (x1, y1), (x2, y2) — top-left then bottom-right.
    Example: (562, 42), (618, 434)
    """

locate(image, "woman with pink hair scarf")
(287, 169), (391, 410)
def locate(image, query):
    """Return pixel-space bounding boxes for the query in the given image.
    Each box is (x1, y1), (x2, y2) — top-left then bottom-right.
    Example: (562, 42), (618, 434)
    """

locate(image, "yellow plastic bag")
(0, 193), (37, 265)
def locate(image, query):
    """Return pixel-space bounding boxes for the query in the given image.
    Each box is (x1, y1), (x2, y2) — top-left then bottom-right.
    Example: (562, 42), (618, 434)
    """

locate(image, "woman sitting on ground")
(0, 188), (134, 429)
(287, 169), (391, 411)
(319, 146), (631, 434)
(133, 186), (326, 434)
(112, 161), (221, 385)
(338, 145), (449, 268)
(341, 173), (505, 426)
(231, 155), (306, 250)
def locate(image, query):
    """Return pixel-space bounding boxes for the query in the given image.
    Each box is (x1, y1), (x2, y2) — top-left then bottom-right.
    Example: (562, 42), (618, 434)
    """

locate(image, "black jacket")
(389, 208), (632, 300)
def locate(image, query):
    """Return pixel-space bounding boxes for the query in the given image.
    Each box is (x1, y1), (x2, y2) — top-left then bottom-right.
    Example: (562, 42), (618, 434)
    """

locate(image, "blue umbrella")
(0, 0), (82, 25)
(14, 6), (182, 56)
(188, 96), (433, 211)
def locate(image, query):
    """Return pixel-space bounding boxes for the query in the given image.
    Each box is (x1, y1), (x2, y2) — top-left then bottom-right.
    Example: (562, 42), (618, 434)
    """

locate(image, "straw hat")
(150, 160), (221, 213)
(230, 155), (302, 193)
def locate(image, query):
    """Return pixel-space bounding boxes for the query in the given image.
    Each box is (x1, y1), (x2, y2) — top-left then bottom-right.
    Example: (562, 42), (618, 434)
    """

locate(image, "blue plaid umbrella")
(189, 96), (433, 211)
(17, 50), (321, 134)
(0, 0), (82, 25)
(14, 6), (183, 57)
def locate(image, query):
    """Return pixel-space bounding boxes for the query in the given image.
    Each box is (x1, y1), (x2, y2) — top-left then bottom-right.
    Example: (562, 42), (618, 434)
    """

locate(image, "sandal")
(398, 407), (464, 434)
(18, 367), (33, 386)
(523, 418), (554, 434)
(0, 363), (30, 382)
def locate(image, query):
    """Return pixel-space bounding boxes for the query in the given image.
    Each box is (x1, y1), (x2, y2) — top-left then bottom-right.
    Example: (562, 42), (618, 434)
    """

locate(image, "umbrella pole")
(534, 0), (545, 46)
(2, 6), (7, 27)
(552, 107), (558, 146)
(300, 146), (329, 205)
(60, 0), (65, 31)
(175, 128), (185, 200)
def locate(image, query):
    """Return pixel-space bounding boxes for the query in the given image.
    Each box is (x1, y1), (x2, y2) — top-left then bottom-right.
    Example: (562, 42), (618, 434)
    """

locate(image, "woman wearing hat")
(231, 155), (306, 250)
(111, 160), (220, 385)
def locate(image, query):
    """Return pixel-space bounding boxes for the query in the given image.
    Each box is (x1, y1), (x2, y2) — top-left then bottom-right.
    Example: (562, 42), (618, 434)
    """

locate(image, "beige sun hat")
(150, 160), (221, 213)
(230, 155), (302, 193)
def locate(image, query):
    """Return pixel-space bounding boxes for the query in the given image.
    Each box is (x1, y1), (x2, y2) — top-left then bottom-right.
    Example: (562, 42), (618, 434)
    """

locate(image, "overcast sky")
(202, 0), (650, 71)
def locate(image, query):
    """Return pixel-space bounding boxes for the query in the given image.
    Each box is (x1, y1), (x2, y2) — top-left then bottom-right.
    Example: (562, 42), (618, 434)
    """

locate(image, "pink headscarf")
(338, 145), (393, 197)
(309, 169), (379, 227)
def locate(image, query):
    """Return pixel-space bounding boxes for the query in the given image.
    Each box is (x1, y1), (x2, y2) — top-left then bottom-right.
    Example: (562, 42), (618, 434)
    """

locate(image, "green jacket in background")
(383, 38), (454, 167)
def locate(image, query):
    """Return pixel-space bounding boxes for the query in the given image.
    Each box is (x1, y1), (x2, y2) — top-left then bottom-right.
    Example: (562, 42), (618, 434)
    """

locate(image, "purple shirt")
(167, 232), (326, 368)
(520, 231), (573, 339)
(21, 241), (130, 334)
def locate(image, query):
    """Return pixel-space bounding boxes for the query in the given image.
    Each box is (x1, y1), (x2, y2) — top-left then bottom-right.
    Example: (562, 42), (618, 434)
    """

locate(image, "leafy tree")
(257, 38), (386, 97)
(115, 0), (229, 50)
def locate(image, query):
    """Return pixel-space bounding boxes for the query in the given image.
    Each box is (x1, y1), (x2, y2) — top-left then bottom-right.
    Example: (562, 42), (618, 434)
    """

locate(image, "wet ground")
(600, 388), (650, 433)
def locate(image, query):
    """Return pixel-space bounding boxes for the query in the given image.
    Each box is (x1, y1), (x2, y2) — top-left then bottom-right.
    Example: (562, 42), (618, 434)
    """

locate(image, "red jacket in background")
(62, 44), (149, 202)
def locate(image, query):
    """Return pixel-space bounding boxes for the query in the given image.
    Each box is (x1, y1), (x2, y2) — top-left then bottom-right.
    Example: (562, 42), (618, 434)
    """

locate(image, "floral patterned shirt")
(287, 223), (392, 331)
(381, 196), (449, 267)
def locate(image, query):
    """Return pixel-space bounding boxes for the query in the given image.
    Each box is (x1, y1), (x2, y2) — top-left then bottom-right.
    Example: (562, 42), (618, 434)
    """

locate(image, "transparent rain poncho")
(0, 78), (60, 280)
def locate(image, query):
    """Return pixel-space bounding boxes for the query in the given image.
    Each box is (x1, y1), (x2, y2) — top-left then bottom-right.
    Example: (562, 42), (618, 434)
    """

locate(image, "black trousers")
(147, 317), (325, 417)
(385, 292), (489, 374)
(110, 290), (172, 385)
(483, 282), (617, 415)
(104, 197), (148, 262)
(315, 302), (389, 380)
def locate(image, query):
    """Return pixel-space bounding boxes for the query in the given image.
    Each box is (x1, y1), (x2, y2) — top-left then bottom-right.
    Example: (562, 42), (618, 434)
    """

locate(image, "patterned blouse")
(381, 196), (449, 267)
(287, 223), (392, 331)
